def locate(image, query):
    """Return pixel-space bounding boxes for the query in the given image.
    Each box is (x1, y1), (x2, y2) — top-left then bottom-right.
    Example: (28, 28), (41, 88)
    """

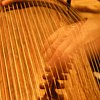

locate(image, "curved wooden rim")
(0, 0), (68, 14)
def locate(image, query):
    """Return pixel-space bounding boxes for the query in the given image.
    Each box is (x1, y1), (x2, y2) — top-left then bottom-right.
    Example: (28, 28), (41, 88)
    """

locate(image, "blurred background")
(65, 0), (100, 19)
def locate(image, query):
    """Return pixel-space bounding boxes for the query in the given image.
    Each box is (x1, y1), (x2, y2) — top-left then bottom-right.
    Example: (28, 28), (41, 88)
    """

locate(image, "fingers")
(42, 27), (63, 54)
(44, 25), (78, 62)
(1, 0), (23, 6)
(43, 25), (72, 61)
(42, 25), (69, 54)
(44, 36), (65, 61)
(1, 0), (16, 6)
(43, 22), (84, 75)
(44, 34), (74, 74)
(47, 34), (73, 62)
(42, 31), (59, 54)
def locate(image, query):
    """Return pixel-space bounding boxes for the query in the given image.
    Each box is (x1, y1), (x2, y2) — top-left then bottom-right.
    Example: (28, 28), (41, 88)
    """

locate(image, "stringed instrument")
(0, 0), (100, 100)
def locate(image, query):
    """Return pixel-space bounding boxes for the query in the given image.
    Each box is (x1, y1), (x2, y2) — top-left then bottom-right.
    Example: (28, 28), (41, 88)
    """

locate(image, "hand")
(0, 0), (24, 6)
(43, 22), (84, 77)
(43, 19), (100, 77)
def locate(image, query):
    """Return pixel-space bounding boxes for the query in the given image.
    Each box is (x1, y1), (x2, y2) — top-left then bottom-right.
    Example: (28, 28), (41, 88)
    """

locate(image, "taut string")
(21, 1), (52, 99)
(12, 3), (39, 99)
(1, 8), (15, 100)
(17, 2), (43, 99)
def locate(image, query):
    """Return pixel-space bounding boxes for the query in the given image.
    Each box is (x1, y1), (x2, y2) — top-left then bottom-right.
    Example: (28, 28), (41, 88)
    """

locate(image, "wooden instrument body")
(0, 0), (100, 100)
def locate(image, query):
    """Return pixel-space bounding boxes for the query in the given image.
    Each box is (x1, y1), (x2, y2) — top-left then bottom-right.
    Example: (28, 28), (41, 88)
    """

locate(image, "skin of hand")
(43, 19), (100, 76)
(0, 0), (24, 6)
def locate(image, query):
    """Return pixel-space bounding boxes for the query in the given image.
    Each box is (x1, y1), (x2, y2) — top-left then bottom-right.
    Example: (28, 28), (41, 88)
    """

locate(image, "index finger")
(1, 0), (24, 6)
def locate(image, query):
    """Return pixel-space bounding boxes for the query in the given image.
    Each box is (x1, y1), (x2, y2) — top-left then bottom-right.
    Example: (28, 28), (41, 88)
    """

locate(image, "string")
(43, 0), (68, 63)
(0, 0), (99, 99)
(32, 0), (66, 98)
(79, 46), (98, 98)
(15, 2), (43, 99)
(19, 2), (48, 99)
(53, 0), (86, 97)
(87, 42), (100, 88)
(2, 5), (25, 100)
(16, 2), (40, 99)
(12, 3), (38, 100)
(70, 9), (100, 94)
(0, 28), (7, 100)
(16, 2), (39, 99)
(68, 10), (99, 98)
(1, 7), (20, 100)
(0, 38), (3, 99)
(92, 41), (100, 74)
(20, 0), (99, 98)
(76, 8), (99, 91)
(63, 21), (87, 97)
(20, 2), (50, 99)
(27, 1), (62, 98)
(68, 33), (88, 99)
(74, 0), (98, 93)
(71, 26), (98, 98)
(58, 0), (99, 97)
(27, 1), (56, 99)
(44, 0), (86, 98)
(40, 0), (76, 98)
(0, 16), (4, 99)
(30, 1), (64, 99)
(5, 4), (30, 100)
(27, 0), (73, 98)
(89, 43), (100, 91)
(0, 8), (14, 100)
(0, 0), (79, 100)
(75, 52), (95, 98)
(58, 1), (84, 22)
(66, 0), (99, 90)
(45, 1), (74, 98)
(84, 43), (100, 97)
(32, 2), (69, 98)
(19, 0), (100, 97)
(3, 5), (32, 99)
(92, 42), (100, 87)
(63, 59), (79, 99)
(70, 54), (86, 99)
(75, 10), (99, 96)
(40, 0), (88, 98)
(82, 47), (99, 97)
(90, 42), (100, 73)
